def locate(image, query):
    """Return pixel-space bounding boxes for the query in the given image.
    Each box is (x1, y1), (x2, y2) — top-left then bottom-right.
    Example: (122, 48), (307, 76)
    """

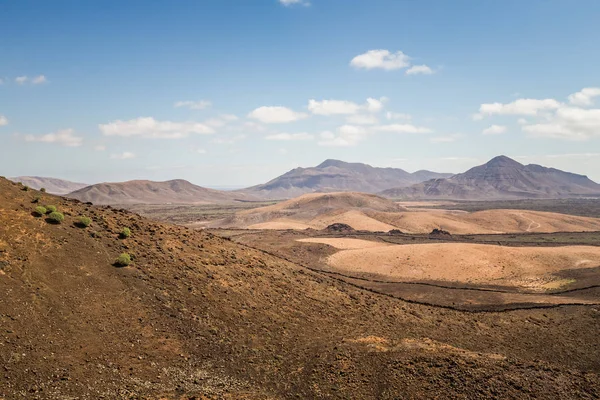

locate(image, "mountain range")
(380, 156), (600, 200)
(235, 159), (452, 200)
(9, 176), (89, 195)
(67, 179), (258, 205)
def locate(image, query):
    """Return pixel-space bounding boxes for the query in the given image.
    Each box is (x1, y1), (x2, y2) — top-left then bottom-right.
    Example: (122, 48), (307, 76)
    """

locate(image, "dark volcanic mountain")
(9, 176), (89, 195)
(66, 179), (257, 205)
(380, 155), (600, 200)
(237, 159), (452, 200)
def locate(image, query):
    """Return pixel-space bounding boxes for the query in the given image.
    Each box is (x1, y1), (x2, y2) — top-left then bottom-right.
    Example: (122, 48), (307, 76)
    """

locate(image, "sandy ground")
(314, 240), (600, 290)
(247, 208), (600, 234)
(298, 237), (389, 250)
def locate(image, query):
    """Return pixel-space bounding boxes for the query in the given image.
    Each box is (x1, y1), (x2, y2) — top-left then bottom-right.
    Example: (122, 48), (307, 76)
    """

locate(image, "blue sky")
(1, 0), (600, 186)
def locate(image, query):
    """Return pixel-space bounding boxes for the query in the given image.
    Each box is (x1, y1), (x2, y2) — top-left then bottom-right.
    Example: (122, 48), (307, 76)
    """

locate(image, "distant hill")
(9, 176), (89, 195)
(237, 159), (452, 200)
(66, 179), (257, 205)
(380, 156), (600, 200)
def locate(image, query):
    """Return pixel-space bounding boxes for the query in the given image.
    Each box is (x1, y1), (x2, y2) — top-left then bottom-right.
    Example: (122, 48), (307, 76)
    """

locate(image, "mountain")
(9, 176), (89, 195)
(237, 159), (452, 199)
(66, 179), (257, 205)
(380, 155), (600, 200)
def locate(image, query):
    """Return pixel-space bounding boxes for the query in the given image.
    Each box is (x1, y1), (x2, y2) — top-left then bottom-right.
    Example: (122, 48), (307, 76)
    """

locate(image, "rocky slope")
(1, 177), (599, 398)
(381, 155), (600, 200)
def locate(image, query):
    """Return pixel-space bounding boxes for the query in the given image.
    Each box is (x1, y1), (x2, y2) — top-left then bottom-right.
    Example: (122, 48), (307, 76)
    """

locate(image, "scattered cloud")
(429, 133), (464, 143)
(308, 99), (361, 115)
(174, 100), (212, 110)
(110, 152), (136, 160)
(279, 0), (310, 6)
(94, 145), (106, 151)
(99, 117), (214, 139)
(318, 125), (368, 147)
(24, 128), (83, 147)
(406, 65), (434, 75)
(482, 125), (507, 135)
(265, 132), (314, 141)
(522, 106), (600, 141)
(0, 78), (4, 85)
(374, 124), (432, 134)
(204, 114), (239, 128)
(308, 97), (387, 116)
(278, 148), (288, 155)
(475, 98), (560, 118)
(568, 87), (600, 107)
(386, 112), (411, 120)
(248, 106), (308, 123)
(517, 118), (528, 125)
(350, 49), (411, 71)
(0, 115), (8, 126)
(15, 76), (28, 85)
(31, 75), (47, 84)
(346, 114), (379, 125)
(243, 121), (267, 132)
(196, 148), (207, 154)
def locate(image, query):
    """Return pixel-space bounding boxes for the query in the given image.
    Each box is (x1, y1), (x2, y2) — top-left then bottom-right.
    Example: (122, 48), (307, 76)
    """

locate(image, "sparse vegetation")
(34, 206), (47, 217)
(115, 253), (132, 267)
(22, 185), (29, 191)
(40, 187), (46, 193)
(119, 227), (131, 239)
(47, 211), (65, 224)
(45, 205), (57, 213)
(32, 196), (41, 203)
(77, 216), (92, 228)
(91, 231), (102, 238)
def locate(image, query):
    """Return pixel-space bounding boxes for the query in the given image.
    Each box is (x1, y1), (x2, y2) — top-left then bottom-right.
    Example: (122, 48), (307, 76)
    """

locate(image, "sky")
(1, 0), (600, 187)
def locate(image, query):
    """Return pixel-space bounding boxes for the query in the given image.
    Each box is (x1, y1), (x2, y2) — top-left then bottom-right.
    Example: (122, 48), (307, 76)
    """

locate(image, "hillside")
(66, 179), (257, 205)
(213, 192), (408, 230)
(1, 177), (600, 398)
(9, 176), (89, 195)
(237, 159), (452, 200)
(381, 155), (600, 200)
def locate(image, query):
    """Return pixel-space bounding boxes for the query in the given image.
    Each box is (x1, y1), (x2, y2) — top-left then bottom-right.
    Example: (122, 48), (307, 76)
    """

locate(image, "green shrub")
(34, 206), (47, 217)
(32, 196), (41, 204)
(77, 216), (92, 228)
(119, 227), (131, 239)
(22, 185), (29, 191)
(115, 253), (132, 267)
(45, 205), (57, 213)
(47, 211), (65, 224)
(40, 188), (46, 193)
(90, 231), (102, 239)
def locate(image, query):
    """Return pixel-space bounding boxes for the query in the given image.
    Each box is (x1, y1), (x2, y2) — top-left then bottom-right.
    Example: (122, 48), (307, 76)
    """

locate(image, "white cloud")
(346, 114), (379, 125)
(278, 148), (288, 155)
(24, 129), (83, 147)
(110, 152), (136, 160)
(318, 125), (368, 147)
(375, 124), (432, 134)
(279, 0), (310, 6)
(568, 87), (600, 107)
(406, 65), (434, 75)
(429, 133), (464, 143)
(99, 117), (214, 139)
(386, 112), (411, 120)
(350, 49), (411, 71)
(94, 145), (106, 151)
(265, 132), (314, 141)
(0, 115), (8, 126)
(243, 121), (267, 132)
(476, 98), (561, 118)
(31, 75), (47, 84)
(522, 106), (600, 141)
(174, 100), (212, 110)
(517, 118), (528, 125)
(196, 148), (207, 154)
(308, 99), (361, 115)
(482, 125), (507, 135)
(248, 106), (308, 123)
(15, 76), (28, 85)
(204, 114), (239, 128)
(308, 97), (387, 116)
